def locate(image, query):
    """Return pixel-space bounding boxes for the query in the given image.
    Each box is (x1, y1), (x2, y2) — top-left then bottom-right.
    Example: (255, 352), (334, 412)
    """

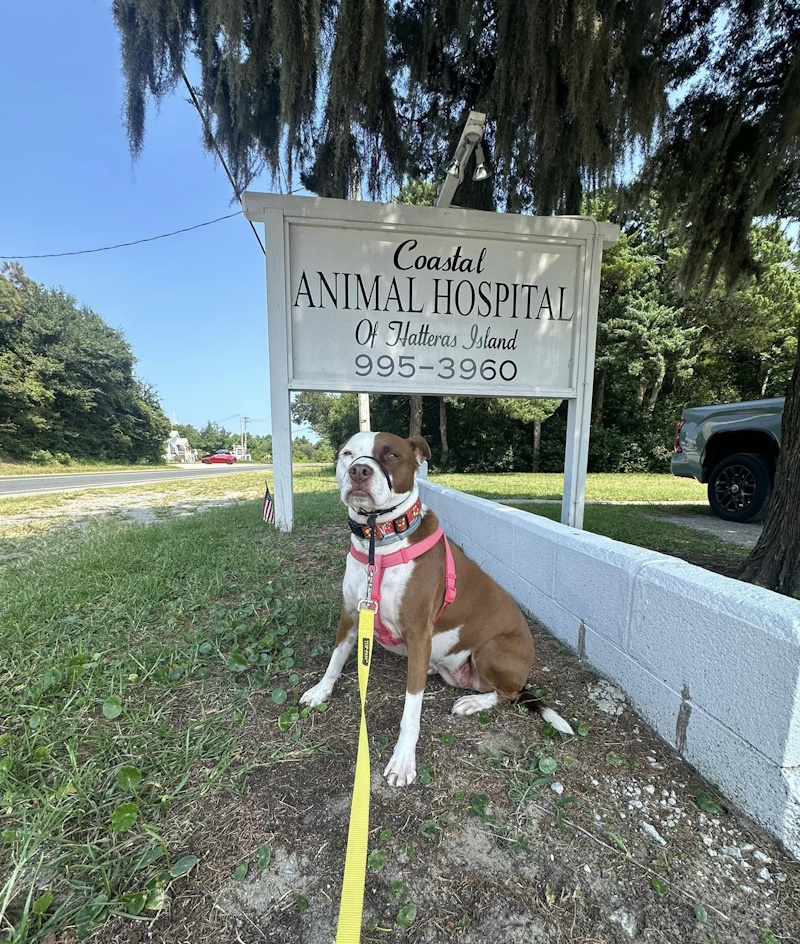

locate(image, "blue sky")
(0, 1), (311, 440)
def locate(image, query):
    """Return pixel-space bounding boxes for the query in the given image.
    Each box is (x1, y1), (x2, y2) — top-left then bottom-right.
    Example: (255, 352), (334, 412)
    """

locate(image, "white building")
(165, 430), (195, 463)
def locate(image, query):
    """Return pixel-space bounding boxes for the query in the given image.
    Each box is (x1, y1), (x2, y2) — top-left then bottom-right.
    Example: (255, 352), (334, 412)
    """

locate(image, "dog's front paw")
(383, 745), (417, 787)
(300, 681), (332, 708)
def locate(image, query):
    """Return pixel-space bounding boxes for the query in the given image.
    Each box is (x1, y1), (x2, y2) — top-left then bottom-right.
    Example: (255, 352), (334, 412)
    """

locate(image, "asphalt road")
(0, 464), (275, 499)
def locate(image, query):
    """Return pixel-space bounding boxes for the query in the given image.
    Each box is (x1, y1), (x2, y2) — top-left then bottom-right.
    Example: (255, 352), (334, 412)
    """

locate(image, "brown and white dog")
(300, 431), (572, 786)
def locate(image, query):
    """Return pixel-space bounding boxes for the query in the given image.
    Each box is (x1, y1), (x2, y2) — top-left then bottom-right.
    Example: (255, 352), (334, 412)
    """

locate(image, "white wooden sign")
(243, 194), (618, 530)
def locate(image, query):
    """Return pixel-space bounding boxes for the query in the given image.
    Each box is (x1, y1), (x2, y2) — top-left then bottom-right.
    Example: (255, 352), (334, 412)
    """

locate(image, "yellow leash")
(335, 602), (374, 943)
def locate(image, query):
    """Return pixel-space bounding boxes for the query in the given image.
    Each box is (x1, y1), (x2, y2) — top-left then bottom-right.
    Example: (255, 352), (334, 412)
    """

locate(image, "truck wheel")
(707, 452), (773, 522)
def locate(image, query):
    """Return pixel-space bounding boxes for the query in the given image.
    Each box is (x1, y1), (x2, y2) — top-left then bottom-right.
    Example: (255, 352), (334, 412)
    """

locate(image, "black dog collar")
(348, 499), (424, 539)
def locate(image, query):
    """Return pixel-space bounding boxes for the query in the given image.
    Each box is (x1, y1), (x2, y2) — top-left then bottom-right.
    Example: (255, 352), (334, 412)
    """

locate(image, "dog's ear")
(408, 436), (431, 466)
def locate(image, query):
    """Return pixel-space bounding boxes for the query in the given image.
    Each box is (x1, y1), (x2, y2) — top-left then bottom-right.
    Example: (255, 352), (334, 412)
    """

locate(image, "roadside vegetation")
(0, 460), (168, 476)
(0, 468), (745, 575)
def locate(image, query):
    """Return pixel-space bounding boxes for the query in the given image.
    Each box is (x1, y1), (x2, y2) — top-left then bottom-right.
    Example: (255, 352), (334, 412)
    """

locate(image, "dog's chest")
(342, 550), (415, 641)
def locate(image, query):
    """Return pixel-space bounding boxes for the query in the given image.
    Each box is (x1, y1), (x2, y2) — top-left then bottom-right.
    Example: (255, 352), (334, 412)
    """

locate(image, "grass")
(431, 470), (708, 503)
(0, 470), (280, 533)
(0, 469), (341, 942)
(0, 460), (170, 477)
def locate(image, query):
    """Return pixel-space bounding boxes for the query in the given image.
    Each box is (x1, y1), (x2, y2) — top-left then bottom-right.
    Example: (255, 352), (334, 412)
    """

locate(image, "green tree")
(174, 422), (200, 445)
(248, 433), (273, 462)
(311, 440), (335, 462)
(0, 265), (169, 463)
(292, 391), (409, 450)
(114, 1), (701, 208)
(292, 391), (359, 450)
(292, 437), (314, 461)
(590, 200), (800, 477)
(193, 421), (234, 455)
(679, 224), (800, 402)
(494, 398), (561, 472)
(292, 388), (555, 472)
(127, 380), (172, 463)
(394, 180), (437, 207)
(642, 2), (800, 593)
(596, 229), (701, 422)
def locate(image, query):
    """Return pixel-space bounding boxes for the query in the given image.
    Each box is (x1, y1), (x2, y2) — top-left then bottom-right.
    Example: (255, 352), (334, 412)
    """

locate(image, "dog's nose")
(348, 463), (373, 483)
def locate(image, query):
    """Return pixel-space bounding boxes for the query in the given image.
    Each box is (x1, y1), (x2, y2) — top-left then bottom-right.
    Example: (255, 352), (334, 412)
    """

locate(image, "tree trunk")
(532, 419), (542, 472)
(438, 397), (449, 462)
(592, 371), (606, 428)
(761, 369), (771, 397)
(409, 395), (423, 437)
(636, 383), (646, 404)
(740, 344), (800, 595)
(648, 369), (666, 413)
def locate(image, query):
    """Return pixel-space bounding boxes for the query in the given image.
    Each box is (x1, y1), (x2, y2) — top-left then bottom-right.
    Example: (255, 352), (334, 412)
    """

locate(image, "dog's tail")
(517, 689), (574, 736)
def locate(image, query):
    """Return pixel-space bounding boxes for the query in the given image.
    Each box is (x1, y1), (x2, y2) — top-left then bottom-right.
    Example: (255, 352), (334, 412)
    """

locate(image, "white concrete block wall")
(420, 480), (800, 857)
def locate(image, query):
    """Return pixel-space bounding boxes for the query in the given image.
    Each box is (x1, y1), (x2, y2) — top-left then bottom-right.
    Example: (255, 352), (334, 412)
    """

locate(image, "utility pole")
(242, 415), (249, 459)
(350, 176), (371, 432)
(358, 394), (370, 432)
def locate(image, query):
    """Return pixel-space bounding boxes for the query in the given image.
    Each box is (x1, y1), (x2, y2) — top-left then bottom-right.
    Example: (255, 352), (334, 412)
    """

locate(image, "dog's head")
(337, 432), (431, 513)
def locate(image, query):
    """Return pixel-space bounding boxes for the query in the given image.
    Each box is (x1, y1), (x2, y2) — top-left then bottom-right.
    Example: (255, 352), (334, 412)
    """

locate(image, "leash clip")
(360, 563), (378, 611)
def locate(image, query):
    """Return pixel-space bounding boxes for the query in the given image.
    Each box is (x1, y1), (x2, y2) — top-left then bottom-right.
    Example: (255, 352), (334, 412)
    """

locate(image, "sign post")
(243, 194), (618, 532)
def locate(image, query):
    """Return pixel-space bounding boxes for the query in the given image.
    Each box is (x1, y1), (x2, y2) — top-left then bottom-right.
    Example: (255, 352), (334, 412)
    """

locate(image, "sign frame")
(243, 193), (618, 532)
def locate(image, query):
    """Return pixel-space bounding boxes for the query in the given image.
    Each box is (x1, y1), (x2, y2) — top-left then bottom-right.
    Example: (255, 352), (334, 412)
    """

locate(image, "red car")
(201, 450), (237, 465)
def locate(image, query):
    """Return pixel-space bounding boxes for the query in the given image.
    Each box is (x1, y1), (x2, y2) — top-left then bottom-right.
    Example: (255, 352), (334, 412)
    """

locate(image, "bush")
(535, 412), (674, 474)
(54, 452), (73, 465)
(29, 449), (54, 465)
(312, 442), (335, 463)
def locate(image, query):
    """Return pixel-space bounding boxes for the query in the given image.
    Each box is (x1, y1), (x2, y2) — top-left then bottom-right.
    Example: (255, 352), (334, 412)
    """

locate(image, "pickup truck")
(671, 397), (784, 522)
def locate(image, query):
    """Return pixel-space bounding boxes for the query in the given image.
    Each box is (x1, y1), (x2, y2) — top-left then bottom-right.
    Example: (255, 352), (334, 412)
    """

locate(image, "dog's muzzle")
(344, 455), (403, 517)
(346, 456), (392, 491)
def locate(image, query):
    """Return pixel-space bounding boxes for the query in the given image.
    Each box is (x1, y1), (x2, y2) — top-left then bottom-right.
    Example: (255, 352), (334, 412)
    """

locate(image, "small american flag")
(262, 481), (275, 525)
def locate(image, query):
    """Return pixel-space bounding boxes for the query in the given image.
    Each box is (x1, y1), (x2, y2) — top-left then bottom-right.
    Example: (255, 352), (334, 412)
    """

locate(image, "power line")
(0, 211), (242, 260)
(179, 68), (265, 255)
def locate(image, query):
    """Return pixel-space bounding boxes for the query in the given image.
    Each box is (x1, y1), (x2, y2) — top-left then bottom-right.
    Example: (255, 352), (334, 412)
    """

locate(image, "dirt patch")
(97, 620), (798, 944)
(0, 490), (249, 536)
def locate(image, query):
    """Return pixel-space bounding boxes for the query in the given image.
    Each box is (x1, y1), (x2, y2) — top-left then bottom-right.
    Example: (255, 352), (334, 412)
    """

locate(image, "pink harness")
(350, 527), (457, 648)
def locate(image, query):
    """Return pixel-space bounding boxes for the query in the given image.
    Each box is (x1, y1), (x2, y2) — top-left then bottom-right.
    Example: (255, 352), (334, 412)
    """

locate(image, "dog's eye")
(341, 450), (353, 458)
(386, 452), (399, 459)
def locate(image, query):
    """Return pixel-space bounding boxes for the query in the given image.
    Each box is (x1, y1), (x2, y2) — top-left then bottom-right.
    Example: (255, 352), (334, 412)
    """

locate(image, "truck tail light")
(674, 419), (685, 453)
